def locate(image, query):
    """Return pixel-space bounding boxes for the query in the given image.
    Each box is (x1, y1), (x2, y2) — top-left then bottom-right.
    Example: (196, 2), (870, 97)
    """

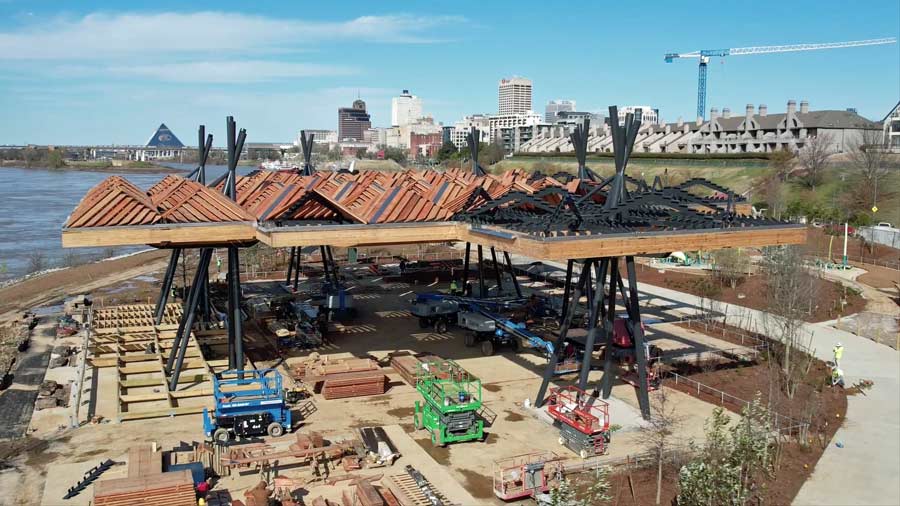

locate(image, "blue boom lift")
(202, 369), (292, 443)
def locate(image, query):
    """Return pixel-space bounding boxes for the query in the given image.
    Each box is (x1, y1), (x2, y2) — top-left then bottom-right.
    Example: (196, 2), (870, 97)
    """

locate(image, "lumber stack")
(321, 370), (387, 399)
(384, 473), (453, 506)
(93, 469), (195, 505)
(389, 353), (440, 387)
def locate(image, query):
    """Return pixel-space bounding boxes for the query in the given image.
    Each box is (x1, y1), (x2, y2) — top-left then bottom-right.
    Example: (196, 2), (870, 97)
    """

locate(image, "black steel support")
(320, 246), (330, 284)
(462, 243), (471, 290)
(599, 258), (620, 399)
(327, 247), (339, 286)
(503, 251), (522, 298)
(534, 261), (591, 407)
(559, 260), (574, 325)
(625, 256), (651, 419)
(293, 247), (302, 290)
(476, 245), (486, 299)
(578, 258), (609, 390)
(286, 247), (296, 285)
(166, 248), (212, 388)
(154, 248), (181, 325)
(229, 246), (244, 375)
(489, 247), (503, 296)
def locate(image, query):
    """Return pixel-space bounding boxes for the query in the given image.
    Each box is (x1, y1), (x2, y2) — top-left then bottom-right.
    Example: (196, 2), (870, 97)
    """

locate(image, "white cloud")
(107, 60), (358, 83)
(0, 12), (466, 60)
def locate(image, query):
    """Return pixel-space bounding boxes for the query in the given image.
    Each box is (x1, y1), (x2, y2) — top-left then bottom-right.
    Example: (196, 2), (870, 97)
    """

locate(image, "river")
(0, 164), (257, 283)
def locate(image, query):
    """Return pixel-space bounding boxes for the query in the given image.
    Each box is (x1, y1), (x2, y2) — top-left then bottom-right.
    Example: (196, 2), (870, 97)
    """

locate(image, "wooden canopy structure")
(62, 167), (805, 258)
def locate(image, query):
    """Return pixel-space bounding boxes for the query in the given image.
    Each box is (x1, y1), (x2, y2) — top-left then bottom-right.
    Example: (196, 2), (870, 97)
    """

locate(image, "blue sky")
(0, 0), (897, 145)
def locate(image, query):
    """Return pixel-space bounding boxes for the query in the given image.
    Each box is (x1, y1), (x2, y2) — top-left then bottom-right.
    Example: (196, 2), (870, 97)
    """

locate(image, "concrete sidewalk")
(632, 281), (900, 506)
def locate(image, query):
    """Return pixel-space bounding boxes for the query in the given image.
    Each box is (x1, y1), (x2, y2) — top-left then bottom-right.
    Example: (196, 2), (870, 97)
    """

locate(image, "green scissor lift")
(413, 360), (484, 446)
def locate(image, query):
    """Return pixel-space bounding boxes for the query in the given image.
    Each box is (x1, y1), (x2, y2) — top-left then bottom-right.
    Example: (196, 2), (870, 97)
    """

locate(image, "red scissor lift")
(546, 386), (610, 459)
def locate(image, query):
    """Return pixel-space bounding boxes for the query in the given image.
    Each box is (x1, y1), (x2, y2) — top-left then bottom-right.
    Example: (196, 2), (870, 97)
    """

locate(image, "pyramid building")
(136, 123), (185, 161)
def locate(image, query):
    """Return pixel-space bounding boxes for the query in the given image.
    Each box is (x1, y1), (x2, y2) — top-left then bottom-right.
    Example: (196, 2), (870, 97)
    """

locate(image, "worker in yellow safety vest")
(449, 279), (460, 295)
(833, 342), (844, 367)
(831, 366), (845, 388)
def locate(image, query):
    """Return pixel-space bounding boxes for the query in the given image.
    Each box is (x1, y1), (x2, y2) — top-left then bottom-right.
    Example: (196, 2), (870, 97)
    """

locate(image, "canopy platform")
(62, 168), (806, 258)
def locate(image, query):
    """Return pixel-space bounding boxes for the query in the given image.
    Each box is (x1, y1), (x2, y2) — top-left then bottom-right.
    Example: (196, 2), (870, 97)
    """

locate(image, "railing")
(680, 318), (769, 348)
(664, 371), (809, 439)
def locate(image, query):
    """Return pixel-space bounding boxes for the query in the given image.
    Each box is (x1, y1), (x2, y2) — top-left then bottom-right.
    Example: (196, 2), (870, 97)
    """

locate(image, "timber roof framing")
(62, 169), (806, 259)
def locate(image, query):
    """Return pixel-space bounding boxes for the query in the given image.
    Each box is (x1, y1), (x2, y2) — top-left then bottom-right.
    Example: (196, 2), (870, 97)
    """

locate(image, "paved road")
(0, 323), (52, 440)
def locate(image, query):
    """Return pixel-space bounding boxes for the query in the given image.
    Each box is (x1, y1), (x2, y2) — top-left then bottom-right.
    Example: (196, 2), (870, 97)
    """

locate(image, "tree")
(548, 477), (578, 506)
(27, 251), (47, 274)
(580, 465), (612, 505)
(382, 147), (407, 165)
(768, 148), (795, 182)
(478, 141), (506, 166)
(797, 133), (832, 190)
(761, 246), (817, 399)
(436, 141), (458, 162)
(712, 248), (751, 289)
(677, 408), (746, 506)
(641, 387), (682, 505)
(729, 394), (774, 493)
(46, 149), (66, 169)
(847, 129), (888, 183)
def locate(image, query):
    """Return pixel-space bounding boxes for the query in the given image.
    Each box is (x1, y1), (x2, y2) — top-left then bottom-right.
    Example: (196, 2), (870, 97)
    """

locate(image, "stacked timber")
(92, 469), (195, 505)
(294, 356), (387, 400)
(389, 353), (441, 387)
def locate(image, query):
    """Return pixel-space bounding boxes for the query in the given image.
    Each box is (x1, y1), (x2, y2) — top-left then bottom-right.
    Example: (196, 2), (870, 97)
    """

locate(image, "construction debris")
(388, 353), (441, 387)
(358, 427), (400, 467)
(35, 380), (70, 410)
(294, 356), (388, 400)
(385, 467), (452, 506)
(63, 459), (116, 499)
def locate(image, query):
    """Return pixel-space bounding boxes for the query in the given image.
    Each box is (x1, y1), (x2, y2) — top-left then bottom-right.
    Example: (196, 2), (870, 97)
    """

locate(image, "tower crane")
(665, 37), (897, 120)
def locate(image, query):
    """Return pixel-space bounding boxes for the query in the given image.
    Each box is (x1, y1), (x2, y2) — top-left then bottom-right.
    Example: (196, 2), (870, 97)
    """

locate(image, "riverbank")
(0, 249), (169, 323)
(0, 160), (187, 174)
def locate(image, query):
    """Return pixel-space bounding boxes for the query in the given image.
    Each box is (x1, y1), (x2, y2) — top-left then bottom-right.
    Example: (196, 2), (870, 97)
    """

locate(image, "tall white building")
(618, 106), (659, 125)
(448, 114), (491, 150)
(498, 77), (533, 115)
(545, 100), (576, 122)
(391, 89), (423, 127)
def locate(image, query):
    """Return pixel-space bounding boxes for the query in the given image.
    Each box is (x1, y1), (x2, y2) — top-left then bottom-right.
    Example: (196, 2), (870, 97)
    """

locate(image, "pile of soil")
(636, 267), (866, 322)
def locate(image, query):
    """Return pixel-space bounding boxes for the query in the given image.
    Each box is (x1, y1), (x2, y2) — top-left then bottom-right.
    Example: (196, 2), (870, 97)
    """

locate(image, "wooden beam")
(258, 222), (462, 248)
(61, 222), (257, 248)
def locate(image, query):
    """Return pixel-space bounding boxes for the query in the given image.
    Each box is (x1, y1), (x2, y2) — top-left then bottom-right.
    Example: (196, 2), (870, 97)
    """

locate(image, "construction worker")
(831, 366), (845, 388)
(833, 342), (844, 367)
(216, 255), (222, 273)
(449, 278), (460, 295)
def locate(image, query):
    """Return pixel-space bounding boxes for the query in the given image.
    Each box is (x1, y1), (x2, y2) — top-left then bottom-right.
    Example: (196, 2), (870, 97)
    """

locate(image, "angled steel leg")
(476, 245), (486, 299)
(155, 248), (181, 325)
(327, 246), (339, 286)
(559, 260), (574, 325)
(578, 258), (609, 390)
(320, 246), (330, 286)
(600, 258), (620, 399)
(489, 247), (503, 296)
(625, 256), (651, 419)
(534, 260), (591, 407)
(293, 247), (302, 290)
(503, 251), (522, 298)
(166, 248), (212, 388)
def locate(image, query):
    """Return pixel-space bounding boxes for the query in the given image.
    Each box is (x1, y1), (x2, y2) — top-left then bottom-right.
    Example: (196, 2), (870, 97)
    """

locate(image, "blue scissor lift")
(202, 369), (292, 443)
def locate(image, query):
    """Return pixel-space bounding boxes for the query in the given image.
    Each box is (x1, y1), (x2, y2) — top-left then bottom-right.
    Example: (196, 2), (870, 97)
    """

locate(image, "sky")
(0, 0), (897, 146)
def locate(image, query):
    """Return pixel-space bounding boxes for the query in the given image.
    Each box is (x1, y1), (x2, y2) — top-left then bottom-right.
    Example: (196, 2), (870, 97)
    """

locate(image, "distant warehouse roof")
(146, 123), (184, 148)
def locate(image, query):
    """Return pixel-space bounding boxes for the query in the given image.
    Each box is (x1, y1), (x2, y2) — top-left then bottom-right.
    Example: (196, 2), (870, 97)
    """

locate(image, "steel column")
(534, 261), (591, 407)
(229, 246), (244, 376)
(559, 260), (574, 325)
(600, 258), (620, 399)
(326, 246), (339, 286)
(154, 248), (181, 325)
(625, 256), (651, 419)
(503, 251), (522, 298)
(293, 247), (302, 290)
(462, 243), (471, 292)
(286, 247), (296, 285)
(166, 248), (212, 388)
(489, 247), (503, 296)
(476, 245), (486, 299)
(320, 246), (330, 285)
(578, 258), (609, 390)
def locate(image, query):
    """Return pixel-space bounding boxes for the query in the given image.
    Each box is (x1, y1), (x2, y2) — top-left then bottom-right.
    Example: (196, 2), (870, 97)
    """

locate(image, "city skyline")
(0, 0), (897, 145)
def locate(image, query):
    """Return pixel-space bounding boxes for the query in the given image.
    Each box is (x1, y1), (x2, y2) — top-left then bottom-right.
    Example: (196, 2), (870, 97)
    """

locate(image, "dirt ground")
(0, 250), (169, 323)
(803, 227), (900, 267)
(636, 266), (867, 323)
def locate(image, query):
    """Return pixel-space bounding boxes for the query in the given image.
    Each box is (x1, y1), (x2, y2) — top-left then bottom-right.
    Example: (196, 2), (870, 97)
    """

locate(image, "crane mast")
(665, 37), (897, 120)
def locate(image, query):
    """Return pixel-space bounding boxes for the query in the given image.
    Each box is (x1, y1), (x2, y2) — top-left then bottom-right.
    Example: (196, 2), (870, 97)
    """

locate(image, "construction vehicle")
(410, 295), (459, 333)
(413, 360), (484, 446)
(546, 386), (610, 459)
(202, 369), (292, 443)
(606, 318), (663, 391)
(492, 451), (564, 501)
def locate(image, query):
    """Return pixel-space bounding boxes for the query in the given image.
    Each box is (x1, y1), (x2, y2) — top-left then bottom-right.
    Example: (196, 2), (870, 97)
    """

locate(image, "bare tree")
(641, 387), (682, 505)
(27, 251), (47, 274)
(769, 148), (795, 182)
(712, 248), (751, 289)
(847, 129), (889, 183)
(761, 246), (818, 399)
(798, 133), (832, 190)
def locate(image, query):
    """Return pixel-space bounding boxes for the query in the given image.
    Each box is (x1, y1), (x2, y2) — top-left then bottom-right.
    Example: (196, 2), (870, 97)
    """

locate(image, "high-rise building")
(391, 90), (423, 127)
(337, 99), (371, 141)
(498, 77), (532, 115)
(545, 100), (576, 123)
